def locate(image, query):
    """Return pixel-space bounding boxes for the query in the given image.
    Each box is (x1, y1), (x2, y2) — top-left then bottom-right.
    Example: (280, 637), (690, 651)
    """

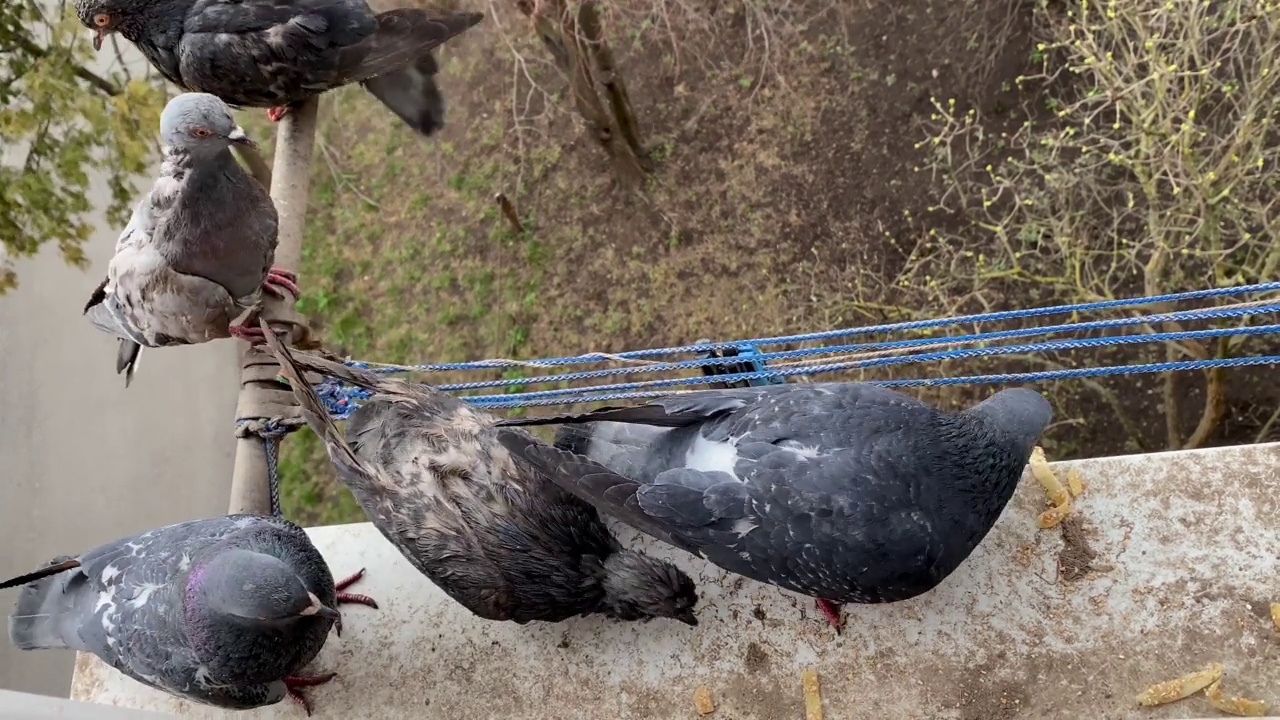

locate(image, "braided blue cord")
(419, 302), (1280, 393)
(319, 355), (1280, 414)
(311, 283), (1280, 417)
(446, 323), (1280, 404)
(348, 281), (1280, 373)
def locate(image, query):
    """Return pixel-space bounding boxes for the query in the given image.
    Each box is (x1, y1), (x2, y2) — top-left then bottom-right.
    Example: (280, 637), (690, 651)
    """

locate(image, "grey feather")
(263, 333), (701, 627)
(72, 0), (481, 137)
(361, 51), (446, 137)
(82, 92), (279, 385)
(3, 515), (340, 710)
(498, 383), (1053, 605)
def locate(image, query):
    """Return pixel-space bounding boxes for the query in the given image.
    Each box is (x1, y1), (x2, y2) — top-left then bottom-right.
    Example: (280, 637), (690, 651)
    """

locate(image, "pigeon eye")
(192, 128), (211, 138)
(93, 13), (111, 27)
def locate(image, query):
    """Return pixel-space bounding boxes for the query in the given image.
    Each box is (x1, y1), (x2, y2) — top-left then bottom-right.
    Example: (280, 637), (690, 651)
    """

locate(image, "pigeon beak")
(92, 29), (104, 52)
(676, 610), (699, 627)
(299, 592), (340, 622)
(228, 126), (256, 149)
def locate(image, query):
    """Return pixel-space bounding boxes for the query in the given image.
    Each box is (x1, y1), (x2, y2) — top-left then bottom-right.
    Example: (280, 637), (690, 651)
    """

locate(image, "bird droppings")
(742, 642), (769, 673)
(1205, 679), (1270, 717)
(1136, 662), (1223, 707)
(1055, 516), (1099, 582)
(801, 668), (822, 720)
(692, 685), (715, 715)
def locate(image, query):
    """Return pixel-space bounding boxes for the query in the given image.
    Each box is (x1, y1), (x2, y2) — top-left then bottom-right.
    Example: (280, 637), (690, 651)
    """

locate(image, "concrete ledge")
(67, 444), (1280, 719)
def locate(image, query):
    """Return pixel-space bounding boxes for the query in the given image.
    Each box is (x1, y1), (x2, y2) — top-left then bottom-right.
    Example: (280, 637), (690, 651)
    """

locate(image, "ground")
(263, 0), (1280, 525)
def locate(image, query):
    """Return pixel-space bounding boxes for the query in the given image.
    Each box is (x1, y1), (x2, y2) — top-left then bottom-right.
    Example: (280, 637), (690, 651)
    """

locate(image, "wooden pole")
(227, 98), (319, 515)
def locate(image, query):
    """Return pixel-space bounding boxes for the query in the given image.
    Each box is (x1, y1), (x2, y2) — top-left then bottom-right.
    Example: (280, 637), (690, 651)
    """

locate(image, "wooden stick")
(227, 98), (318, 515)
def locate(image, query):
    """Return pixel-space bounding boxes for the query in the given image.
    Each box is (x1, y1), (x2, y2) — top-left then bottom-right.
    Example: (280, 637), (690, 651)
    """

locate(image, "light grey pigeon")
(263, 332), (700, 627)
(73, 0), (482, 137)
(495, 383), (1053, 633)
(83, 92), (291, 387)
(1, 515), (377, 714)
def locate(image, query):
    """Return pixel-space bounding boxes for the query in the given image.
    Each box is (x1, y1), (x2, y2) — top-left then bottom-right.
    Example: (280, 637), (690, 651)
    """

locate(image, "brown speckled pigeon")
(72, 0), (482, 136)
(495, 383), (1052, 633)
(1, 515), (377, 715)
(82, 92), (291, 387)
(263, 332), (701, 627)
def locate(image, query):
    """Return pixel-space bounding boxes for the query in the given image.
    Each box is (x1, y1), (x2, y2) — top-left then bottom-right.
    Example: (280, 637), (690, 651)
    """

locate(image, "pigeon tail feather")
(362, 53), (447, 137)
(5, 558), (84, 651)
(261, 329), (369, 478)
(118, 339), (142, 387)
(337, 9), (483, 86)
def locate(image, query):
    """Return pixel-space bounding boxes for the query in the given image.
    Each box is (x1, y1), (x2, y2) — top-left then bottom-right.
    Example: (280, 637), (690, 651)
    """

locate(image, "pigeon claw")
(815, 598), (844, 635)
(284, 672), (337, 716)
(263, 266), (301, 298)
(331, 568), (378, 637)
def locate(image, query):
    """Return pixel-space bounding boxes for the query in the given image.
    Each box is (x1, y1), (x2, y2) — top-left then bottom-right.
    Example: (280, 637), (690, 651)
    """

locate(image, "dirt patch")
(1056, 516), (1099, 582)
(742, 642), (769, 673)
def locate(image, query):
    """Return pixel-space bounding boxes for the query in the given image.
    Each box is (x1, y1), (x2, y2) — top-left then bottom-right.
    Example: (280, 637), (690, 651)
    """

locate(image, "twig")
(495, 192), (526, 234)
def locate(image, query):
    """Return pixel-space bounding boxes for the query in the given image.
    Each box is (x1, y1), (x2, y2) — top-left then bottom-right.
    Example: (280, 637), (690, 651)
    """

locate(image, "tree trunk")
(516, 0), (650, 188)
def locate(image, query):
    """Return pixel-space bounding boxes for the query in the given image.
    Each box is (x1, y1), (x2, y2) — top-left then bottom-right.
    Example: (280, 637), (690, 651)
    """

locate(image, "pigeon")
(494, 383), (1053, 633)
(262, 331), (701, 627)
(83, 92), (290, 387)
(73, 0), (483, 137)
(1, 515), (377, 714)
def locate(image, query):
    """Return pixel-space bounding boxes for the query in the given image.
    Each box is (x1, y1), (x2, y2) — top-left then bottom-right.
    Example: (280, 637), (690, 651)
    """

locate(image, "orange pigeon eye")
(192, 128), (211, 138)
(93, 13), (111, 27)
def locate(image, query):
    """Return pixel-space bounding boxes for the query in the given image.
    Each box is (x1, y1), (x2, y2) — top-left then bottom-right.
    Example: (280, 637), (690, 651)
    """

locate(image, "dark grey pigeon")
(83, 92), (292, 387)
(263, 331), (700, 627)
(1, 515), (376, 715)
(494, 383), (1053, 633)
(73, 0), (482, 137)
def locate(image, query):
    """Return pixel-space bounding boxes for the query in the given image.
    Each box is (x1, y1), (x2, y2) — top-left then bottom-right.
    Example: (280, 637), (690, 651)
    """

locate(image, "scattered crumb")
(693, 685), (715, 715)
(802, 668), (823, 720)
(1012, 542), (1037, 568)
(1030, 446), (1070, 507)
(752, 606), (767, 621)
(1037, 503), (1072, 529)
(1066, 468), (1087, 497)
(1136, 663), (1223, 707)
(1030, 446), (1074, 529)
(1270, 602), (1280, 632)
(1205, 679), (1269, 717)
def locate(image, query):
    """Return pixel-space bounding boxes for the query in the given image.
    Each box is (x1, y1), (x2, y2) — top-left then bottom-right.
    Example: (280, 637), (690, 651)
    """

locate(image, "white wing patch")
(100, 564), (121, 584)
(684, 434), (741, 480)
(128, 582), (164, 609)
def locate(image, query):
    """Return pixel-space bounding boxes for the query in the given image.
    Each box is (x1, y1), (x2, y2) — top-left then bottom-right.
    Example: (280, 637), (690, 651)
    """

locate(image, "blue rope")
(310, 282), (1280, 416)
(235, 420), (291, 519)
(319, 355), (1280, 413)
(402, 303), (1280, 394)
(348, 281), (1280, 373)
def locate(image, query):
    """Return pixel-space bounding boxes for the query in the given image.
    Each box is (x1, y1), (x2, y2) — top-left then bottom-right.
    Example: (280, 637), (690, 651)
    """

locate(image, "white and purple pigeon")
(1, 514), (376, 715)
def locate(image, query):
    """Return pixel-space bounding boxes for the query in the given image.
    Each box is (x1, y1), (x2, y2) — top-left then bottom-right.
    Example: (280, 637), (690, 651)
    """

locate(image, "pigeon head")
(969, 387), (1053, 454)
(73, 0), (169, 51)
(185, 549), (339, 630)
(601, 551), (699, 626)
(160, 93), (257, 157)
